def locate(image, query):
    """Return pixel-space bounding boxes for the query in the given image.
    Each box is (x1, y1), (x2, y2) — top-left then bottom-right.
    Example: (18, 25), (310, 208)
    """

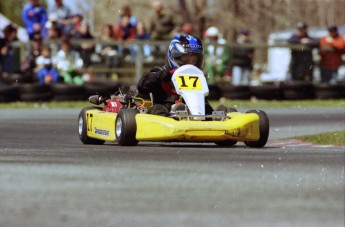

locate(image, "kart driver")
(137, 34), (214, 116)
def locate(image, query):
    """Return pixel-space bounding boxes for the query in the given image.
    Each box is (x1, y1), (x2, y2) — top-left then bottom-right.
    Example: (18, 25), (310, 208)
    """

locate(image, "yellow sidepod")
(135, 113), (260, 142)
(85, 109), (117, 141)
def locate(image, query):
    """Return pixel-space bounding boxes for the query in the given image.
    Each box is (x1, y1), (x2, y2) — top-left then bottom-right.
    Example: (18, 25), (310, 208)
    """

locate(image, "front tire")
(115, 109), (139, 146)
(244, 110), (269, 148)
(78, 107), (105, 145)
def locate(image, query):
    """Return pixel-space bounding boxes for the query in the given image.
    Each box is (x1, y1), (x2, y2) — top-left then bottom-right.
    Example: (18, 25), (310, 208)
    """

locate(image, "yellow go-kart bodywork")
(79, 107), (267, 146)
(78, 65), (269, 147)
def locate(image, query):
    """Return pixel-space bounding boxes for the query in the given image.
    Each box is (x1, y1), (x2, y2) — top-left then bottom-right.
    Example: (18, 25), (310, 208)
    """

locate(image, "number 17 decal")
(177, 75), (202, 90)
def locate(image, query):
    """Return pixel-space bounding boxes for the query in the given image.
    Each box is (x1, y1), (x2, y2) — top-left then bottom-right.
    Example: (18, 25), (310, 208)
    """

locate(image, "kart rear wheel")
(244, 110), (269, 148)
(115, 109), (139, 146)
(78, 107), (105, 145)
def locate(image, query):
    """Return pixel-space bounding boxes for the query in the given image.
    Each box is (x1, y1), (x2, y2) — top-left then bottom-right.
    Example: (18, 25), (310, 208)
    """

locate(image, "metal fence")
(6, 39), (345, 85)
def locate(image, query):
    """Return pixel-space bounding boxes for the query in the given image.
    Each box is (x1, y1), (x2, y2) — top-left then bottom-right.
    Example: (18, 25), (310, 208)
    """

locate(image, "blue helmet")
(167, 34), (204, 70)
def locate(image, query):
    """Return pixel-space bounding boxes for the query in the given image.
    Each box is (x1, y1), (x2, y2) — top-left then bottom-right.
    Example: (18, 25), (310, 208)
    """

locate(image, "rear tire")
(115, 109), (139, 146)
(244, 110), (269, 148)
(78, 107), (105, 145)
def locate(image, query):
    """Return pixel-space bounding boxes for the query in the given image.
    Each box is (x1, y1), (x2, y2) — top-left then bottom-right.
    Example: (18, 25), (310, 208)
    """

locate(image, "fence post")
(135, 42), (144, 84)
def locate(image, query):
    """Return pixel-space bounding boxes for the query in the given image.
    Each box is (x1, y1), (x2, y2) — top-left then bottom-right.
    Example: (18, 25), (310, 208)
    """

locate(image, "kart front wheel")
(244, 110), (269, 148)
(78, 107), (105, 145)
(115, 109), (139, 146)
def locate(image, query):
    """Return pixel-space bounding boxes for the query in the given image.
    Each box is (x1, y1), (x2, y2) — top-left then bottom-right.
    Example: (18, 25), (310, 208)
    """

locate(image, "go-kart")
(78, 65), (269, 147)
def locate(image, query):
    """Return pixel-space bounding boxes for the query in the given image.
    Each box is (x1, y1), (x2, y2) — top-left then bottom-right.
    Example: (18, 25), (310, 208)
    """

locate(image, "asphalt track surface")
(0, 107), (344, 227)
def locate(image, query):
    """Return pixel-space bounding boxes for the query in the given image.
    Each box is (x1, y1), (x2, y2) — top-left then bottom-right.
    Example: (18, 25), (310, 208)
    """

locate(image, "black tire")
(2, 73), (32, 84)
(78, 107), (105, 145)
(19, 83), (51, 93)
(208, 84), (222, 100)
(51, 83), (87, 101)
(85, 81), (119, 96)
(281, 81), (315, 100)
(115, 109), (139, 146)
(250, 83), (283, 100)
(0, 85), (19, 102)
(314, 83), (344, 99)
(19, 92), (52, 101)
(19, 84), (52, 101)
(244, 110), (269, 148)
(220, 84), (251, 100)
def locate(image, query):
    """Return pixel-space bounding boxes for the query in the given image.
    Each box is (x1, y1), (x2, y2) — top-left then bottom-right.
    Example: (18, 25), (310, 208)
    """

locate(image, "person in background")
(22, 0), (47, 40)
(203, 26), (230, 85)
(134, 21), (154, 62)
(96, 24), (121, 70)
(319, 25), (345, 84)
(72, 22), (94, 67)
(288, 22), (319, 82)
(53, 37), (84, 85)
(112, 5), (137, 61)
(148, 0), (181, 41)
(230, 29), (254, 86)
(63, 13), (83, 38)
(181, 22), (194, 35)
(21, 36), (43, 82)
(137, 34), (213, 116)
(43, 13), (62, 40)
(48, 0), (71, 32)
(114, 5), (137, 30)
(36, 45), (60, 85)
(0, 24), (18, 83)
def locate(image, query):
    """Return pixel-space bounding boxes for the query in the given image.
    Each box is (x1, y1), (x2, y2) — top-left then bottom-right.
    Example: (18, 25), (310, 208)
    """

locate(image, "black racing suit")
(137, 64), (213, 116)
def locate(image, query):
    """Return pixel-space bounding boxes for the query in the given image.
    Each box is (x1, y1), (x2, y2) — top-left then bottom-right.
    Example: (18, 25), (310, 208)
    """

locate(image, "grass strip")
(296, 131), (345, 146)
(0, 99), (344, 109)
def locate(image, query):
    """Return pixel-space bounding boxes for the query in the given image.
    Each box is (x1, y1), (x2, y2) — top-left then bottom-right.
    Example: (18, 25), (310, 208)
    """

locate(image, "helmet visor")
(180, 54), (198, 66)
(174, 54), (203, 68)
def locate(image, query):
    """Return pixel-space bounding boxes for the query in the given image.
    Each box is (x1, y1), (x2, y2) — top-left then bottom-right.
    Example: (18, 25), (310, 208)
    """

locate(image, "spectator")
(113, 15), (136, 41)
(48, 0), (71, 31)
(72, 22), (95, 67)
(96, 24), (121, 69)
(36, 45), (53, 69)
(111, 5), (137, 61)
(63, 13), (83, 37)
(0, 24), (18, 83)
(230, 29), (254, 86)
(134, 21), (154, 62)
(288, 22), (319, 82)
(22, 0), (47, 40)
(21, 36), (43, 82)
(181, 22), (194, 35)
(148, 0), (182, 41)
(115, 5), (137, 29)
(43, 13), (62, 40)
(319, 26), (345, 84)
(46, 21), (62, 40)
(36, 45), (60, 84)
(53, 37), (84, 85)
(203, 26), (230, 85)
